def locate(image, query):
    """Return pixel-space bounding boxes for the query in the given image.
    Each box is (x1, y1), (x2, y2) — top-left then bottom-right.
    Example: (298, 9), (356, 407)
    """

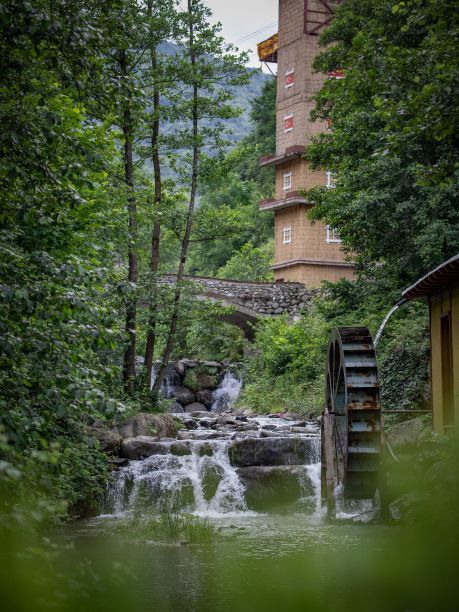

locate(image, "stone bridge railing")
(161, 275), (319, 317)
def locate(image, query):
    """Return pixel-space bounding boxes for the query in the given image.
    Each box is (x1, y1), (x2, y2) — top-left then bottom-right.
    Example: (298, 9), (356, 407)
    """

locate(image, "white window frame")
(283, 226), (292, 245)
(283, 170), (292, 191)
(285, 69), (294, 89)
(284, 114), (293, 133)
(326, 225), (341, 244)
(326, 170), (336, 188)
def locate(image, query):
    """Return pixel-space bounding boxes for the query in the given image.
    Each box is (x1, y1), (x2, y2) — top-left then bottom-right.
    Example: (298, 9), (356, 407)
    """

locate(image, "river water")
(62, 408), (391, 612)
(66, 510), (390, 612)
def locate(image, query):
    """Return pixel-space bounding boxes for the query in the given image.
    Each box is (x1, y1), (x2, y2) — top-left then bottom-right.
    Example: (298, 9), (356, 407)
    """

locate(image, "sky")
(187, 0), (279, 70)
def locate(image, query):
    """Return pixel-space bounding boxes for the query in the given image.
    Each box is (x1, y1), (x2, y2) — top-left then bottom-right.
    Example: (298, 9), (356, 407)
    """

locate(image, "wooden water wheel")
(321, 327), (382, 510)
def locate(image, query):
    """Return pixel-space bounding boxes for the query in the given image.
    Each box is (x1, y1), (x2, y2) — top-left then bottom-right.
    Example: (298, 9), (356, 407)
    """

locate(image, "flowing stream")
(103, 413), (322, 519)
(66, 406), (385, 611)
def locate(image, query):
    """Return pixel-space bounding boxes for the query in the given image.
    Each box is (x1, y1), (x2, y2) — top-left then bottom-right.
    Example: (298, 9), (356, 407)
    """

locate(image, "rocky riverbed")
(99, 411), (322, 516)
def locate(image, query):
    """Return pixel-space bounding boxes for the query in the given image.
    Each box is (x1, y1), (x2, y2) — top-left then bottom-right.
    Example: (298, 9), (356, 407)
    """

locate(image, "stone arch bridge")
(160, 275), (318, 336)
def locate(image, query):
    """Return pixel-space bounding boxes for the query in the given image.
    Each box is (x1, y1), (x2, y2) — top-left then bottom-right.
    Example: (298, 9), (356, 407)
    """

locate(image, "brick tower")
(257, 0), (354, 286)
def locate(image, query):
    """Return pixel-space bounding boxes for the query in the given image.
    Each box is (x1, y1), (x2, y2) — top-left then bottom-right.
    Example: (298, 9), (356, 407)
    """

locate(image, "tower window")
(284, 114), (293, 133)
(326, 171), (336, 188)
(326, 225), (341, 244)
(285, 69), (294, 89)
(283, 171), (292, 191)
(283, 226), (292, 245)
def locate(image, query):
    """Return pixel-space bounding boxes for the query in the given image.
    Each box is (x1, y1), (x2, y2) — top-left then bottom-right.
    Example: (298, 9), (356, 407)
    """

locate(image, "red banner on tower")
(284, 115), (294, 132)
(285, 70), (294, 88)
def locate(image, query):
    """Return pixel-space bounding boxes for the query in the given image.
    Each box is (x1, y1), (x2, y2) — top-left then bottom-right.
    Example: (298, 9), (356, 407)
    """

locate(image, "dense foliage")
(307, 0), (459, 288)
(0, 0), (254, 522)
(241, 0), (455, 415)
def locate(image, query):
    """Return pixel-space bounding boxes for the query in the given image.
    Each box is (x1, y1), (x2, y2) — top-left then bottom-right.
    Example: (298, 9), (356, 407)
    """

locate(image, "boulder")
(118, 413), (178, 440)
(260, 429), (287, 438)
(174, 360), (187, 377)
(182, 418), (199, 430)
(202, 360), (223, 369)
(196, 389), (213, 408)
(199, 442), (214, 457)
(120, 436), (168, 460)
(237, 466), (309, 512)
(166, 402), (184, 414)
(196, 373), (218, 390)
(170, 441), (192, 456)
(387, 417), (429, 452)
(174, 386), (195, 406)
(229, 437), (319, 467)
(191, 411), (210, 418)
(184, 402), (207, 413)
(180, 358), (198, 369)
(87, 426), (122, 455)
(199, 418), (217, 428)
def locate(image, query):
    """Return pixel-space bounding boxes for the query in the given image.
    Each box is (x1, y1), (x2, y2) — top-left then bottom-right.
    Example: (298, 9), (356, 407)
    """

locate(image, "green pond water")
(64, 512), (392, 612)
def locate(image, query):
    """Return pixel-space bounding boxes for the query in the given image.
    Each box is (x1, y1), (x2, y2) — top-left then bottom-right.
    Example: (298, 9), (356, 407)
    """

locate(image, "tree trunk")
(152, 0), (197, 394)
(144, 7), (162, 387)
(120, 49), (138, 394)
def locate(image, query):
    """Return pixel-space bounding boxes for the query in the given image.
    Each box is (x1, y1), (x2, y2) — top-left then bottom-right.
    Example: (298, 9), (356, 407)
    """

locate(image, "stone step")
(229, 436), (319, 467)
(237, 466), (316, 512)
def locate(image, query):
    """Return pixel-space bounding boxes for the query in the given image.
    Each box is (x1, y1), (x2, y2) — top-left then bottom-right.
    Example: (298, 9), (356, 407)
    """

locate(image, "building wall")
(272, 204), (354, 286)
(275, 159), (326, 200)
(267, 0), (353, 287)
(273, 262), (354, 285)
(430, 286), (459, 434)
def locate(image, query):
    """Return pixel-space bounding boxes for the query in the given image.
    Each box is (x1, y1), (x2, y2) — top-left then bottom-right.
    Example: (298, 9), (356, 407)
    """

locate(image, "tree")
(103, 0), (149, 393)
(0, 0), (128, 518)
(143, 0), (176, 385)
(151, 0), (249, 394)
(217, 240), (274, 281)
(306, 0), (459, 290)
(187, 77), (276, 277)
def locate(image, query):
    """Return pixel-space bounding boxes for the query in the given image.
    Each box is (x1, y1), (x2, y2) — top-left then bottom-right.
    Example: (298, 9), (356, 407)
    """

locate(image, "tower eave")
(258, 145), (306, 168)
(259, 193), (309, 212)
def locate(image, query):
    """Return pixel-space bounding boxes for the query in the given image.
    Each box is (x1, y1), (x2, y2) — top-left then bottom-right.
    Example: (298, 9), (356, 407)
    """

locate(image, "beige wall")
(273, 204), (353, 265)
(267, 1), (352, 287)
(430, 287), (459, 434)
(275, 159), (327, 200)
(276, 1), (329, 155)
(273, 263), (354, 286)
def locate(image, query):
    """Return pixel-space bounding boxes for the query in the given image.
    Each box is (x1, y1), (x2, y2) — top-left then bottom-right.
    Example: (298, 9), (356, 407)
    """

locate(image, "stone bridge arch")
(160, 275), (318, 337)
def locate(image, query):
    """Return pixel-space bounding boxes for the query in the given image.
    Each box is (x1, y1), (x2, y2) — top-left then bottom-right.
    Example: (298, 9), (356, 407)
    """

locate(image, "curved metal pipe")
(374, 298), (408, 348)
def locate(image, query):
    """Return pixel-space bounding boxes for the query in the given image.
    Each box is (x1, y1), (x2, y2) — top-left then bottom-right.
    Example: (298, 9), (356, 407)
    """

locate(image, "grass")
(121, 510), (217, 544)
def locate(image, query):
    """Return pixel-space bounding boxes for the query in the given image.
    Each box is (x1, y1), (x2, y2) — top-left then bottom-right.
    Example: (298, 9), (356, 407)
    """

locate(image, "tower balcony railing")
(259, 191), (308, 212)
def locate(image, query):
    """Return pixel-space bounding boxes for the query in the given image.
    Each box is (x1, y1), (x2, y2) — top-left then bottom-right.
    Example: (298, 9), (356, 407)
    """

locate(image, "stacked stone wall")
(160, 275), (319, 316)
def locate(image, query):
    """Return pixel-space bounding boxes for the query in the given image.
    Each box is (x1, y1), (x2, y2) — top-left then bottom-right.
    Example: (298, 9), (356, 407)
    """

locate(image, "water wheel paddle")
(321, 327), (382, 510)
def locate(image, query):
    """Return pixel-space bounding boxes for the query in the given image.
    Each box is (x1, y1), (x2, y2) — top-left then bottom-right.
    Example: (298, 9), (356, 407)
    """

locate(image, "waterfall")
(211, 371), (243, 412)
(102, 413), (324, 520)
(150, 363), (178, 397)
(104, 440), (251, 518)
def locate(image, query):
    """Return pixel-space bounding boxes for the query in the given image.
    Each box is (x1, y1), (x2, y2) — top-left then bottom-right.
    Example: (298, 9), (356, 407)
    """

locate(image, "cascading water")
(105, 440), (251, 518)
(211, 371), (243, 412)
(150, 363), (179, 397)
(102, 414), (324, 519)
(299, 438), (323, 518)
